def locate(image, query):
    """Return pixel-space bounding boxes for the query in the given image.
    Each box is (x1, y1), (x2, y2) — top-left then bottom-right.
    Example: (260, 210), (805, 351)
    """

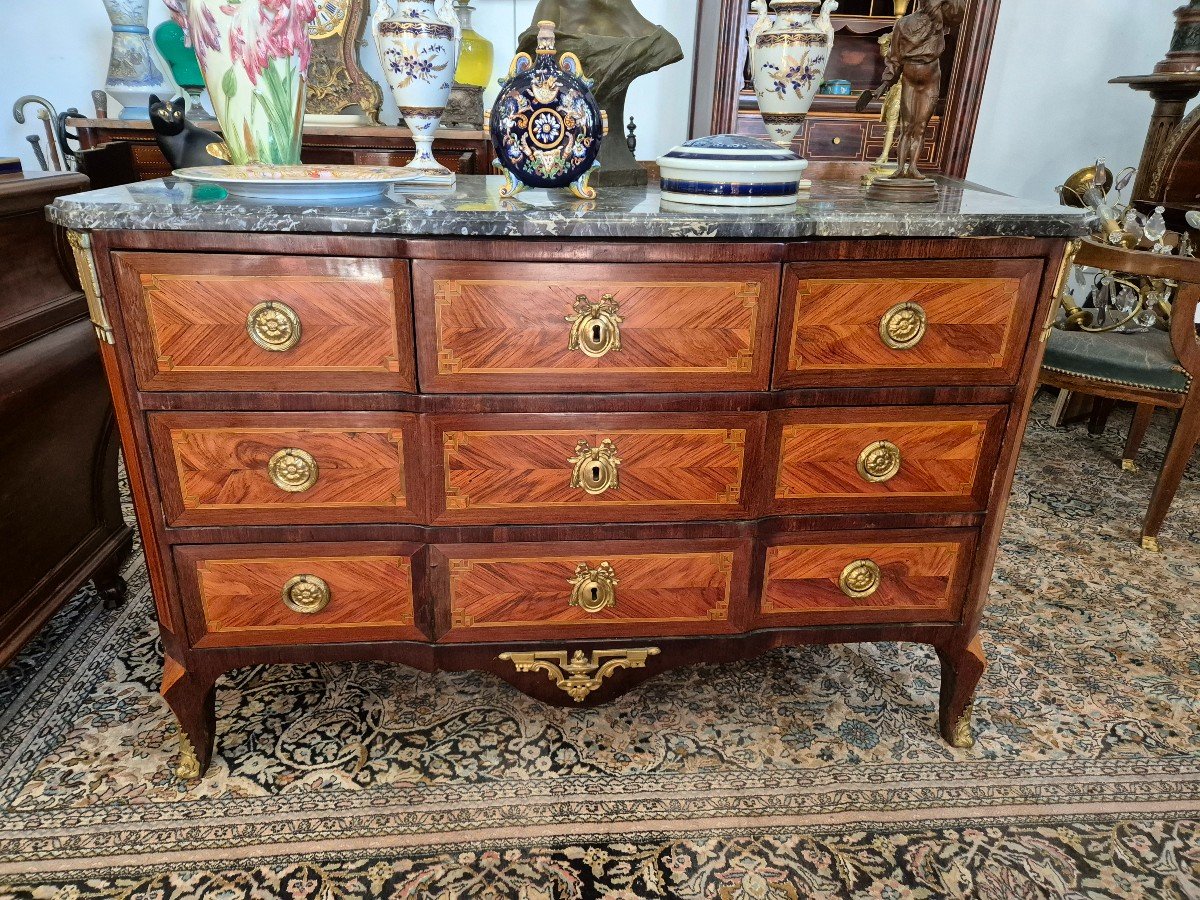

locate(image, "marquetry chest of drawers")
(54, 179), (1078, 779)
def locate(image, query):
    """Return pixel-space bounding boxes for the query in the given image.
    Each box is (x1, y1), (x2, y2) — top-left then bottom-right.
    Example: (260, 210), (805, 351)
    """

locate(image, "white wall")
(0, 0), (1186, 198)
(0, 0), (696, 169)
(966, 0), (1181, 201)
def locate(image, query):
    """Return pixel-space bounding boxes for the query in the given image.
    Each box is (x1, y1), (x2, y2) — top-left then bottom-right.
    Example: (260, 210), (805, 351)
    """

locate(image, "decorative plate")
(173, 164), (422, 204)
(487, 21), (604, 199)
(656, 134), (809, 208)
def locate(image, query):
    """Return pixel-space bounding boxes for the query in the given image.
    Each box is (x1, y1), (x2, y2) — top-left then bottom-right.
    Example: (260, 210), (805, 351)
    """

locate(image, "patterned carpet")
(1, 396), (1198, 899)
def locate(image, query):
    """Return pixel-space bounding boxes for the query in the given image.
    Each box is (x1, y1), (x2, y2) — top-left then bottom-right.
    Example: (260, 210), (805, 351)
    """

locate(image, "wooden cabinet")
(70, 223), (1067, 779)
(689, 0), (999, 179)
(0, 172), (131, 668)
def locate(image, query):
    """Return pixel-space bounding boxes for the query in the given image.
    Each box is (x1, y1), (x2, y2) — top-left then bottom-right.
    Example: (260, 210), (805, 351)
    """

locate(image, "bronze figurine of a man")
(863, 0), (967, 200)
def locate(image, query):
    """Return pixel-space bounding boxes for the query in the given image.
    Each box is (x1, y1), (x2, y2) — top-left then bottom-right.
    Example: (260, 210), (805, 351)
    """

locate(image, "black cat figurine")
(148, 95), (229, 170)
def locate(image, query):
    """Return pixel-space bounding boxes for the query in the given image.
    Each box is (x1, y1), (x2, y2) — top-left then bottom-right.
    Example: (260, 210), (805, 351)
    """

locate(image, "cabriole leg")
(161, 653), (217, 780)
(936, 635), (986, 748)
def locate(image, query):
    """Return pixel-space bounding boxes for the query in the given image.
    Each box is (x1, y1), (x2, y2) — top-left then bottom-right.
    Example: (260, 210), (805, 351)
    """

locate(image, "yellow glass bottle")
(454, 1), (494, 89)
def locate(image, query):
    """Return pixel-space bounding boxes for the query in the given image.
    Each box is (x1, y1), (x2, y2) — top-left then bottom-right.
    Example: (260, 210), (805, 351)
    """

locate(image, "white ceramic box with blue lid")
(656, 134), (809, 207)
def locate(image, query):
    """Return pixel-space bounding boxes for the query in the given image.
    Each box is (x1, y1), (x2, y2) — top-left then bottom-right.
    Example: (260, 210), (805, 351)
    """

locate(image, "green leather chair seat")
(1043, 328), (1191, 394)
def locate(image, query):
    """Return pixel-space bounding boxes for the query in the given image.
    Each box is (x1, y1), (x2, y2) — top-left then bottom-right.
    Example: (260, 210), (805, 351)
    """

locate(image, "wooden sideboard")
(56, 180), (1075, 779)
(69, 119), (493, 183)
(0, 172), (131, 667)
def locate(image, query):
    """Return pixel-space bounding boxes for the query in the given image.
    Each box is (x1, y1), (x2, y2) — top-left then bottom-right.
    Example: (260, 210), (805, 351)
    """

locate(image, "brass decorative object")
(498, 647), (660, 702)
(176, 730), (201, 780)
(839, 559), (882, 599)
(569, 438), (622, 495)
(951, 702), (975, 748)
(862, 34), (902, 188)
(268, 448), (319, 493)
(306, 0), (384, 123)
(1041, 238), (1085, 339)
(857, 440), (902, 483)
(880, 301), (927, 350)
(566, 294), (623, 358)
(282, 574), (332, 615)
(1142, 535), (1162, 553)
(66, 231), (114, 345)
(568, 561), (618, 614)
(861, 0), (969, 203)
(247, 301), (303, 352)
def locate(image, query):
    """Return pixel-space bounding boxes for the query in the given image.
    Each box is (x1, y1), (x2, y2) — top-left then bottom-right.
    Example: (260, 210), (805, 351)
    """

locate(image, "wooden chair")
(1040, 238), (1200, 551)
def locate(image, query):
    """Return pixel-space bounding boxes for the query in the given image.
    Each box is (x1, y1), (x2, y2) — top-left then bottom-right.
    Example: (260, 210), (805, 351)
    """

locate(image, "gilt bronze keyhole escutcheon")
(857, 440), (902, 483)
(569, 561), (618, 614)
(880, 301), (927, 350)
(569, 438), (622, 495)
(566, 293), (623, 358)
(247, 300), (302, 352)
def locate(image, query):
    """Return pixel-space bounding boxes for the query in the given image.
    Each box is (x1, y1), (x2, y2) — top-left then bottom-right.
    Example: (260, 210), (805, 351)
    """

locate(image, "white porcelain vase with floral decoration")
(186, 0), (318, 165)
(371, 0), (461, 185)
(749, 0), (838, 151)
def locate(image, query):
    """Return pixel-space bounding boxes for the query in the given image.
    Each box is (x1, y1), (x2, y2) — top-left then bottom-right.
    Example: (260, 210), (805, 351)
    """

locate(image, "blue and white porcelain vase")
(102, 0), (175, 120)
(487, 20), (605, 200)
(371, 0), (461, 186)
(749, 0), (837, 151)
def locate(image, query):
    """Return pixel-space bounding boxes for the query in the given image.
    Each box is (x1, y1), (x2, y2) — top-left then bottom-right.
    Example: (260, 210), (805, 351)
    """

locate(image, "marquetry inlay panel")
(760, 532), (976, 626)
(776, 259), (1042, 387)
(413, 261), (780, 392)
(435, 418), (754, 524)
(441, 545), (738, 641)
(112, 252), (414, 391)
(772, 406), (1006, 513)
(150, 413), (417, 526)
(187, 550), (419, 647)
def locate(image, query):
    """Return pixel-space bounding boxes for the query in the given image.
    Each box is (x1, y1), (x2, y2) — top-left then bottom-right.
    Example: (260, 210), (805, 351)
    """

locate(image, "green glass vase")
(153, 19), (215, 120)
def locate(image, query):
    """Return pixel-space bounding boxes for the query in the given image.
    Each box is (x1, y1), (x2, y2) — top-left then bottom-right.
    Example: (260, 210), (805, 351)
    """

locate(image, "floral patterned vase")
(749, 0), (838, 151)
(103, 0), (175, 120)
(486, 21), (605, 200)
(186, 0), (318, 165)
(371, 0), (461, 186)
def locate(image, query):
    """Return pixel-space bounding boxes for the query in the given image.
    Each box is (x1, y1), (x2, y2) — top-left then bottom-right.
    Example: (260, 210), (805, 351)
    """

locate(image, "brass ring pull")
(282, 574), (331, 614)
(569, 438), (621, 495)
(840, 559), (882, 600)
(857, 440), (902, 483)
(566, 293), (623, 358)
(268, 448), (318, 492)
(880, 301), (927, 350)
(247, 300), (302, 352)
(569, 561), (618, 614)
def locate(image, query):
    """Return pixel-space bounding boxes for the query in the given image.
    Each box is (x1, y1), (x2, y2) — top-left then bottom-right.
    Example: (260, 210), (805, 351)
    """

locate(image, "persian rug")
(1, 397), (1198, 899)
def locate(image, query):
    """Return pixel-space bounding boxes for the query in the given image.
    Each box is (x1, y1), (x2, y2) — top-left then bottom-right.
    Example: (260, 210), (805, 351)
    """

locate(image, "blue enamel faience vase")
(486, 20), (605, 200)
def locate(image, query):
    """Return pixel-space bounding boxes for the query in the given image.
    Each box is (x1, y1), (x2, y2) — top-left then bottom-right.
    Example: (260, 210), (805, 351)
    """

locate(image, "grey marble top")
(48, 174), (1085, 240)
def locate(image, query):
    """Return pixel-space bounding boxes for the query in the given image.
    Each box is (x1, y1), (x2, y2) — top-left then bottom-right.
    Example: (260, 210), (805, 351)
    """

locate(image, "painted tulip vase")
(186, 0), (318, 165)
(103, 0), (175, 120)
(371, 0), (461, 186)
(749, 0), (838, 152)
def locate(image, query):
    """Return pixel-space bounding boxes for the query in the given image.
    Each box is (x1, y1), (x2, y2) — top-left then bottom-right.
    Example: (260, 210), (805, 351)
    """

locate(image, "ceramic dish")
(173, 164), (421, 204)
(656, 135), (809, 208)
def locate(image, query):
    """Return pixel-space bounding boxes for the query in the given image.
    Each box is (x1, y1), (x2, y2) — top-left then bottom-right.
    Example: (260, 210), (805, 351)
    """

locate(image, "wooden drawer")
(150, 412), (422, 526)
(758, 530), (976, 627)
(774, 259), (1043, 388)
(413, 260), (780, 393)
(435, 539), (748, 642)
(805, 121), (867, 161)
(432, 413), (763, 524)
(111, 252), (415, 392)
(768, 405), (1007, 514)
(176, 542), (424, 647)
